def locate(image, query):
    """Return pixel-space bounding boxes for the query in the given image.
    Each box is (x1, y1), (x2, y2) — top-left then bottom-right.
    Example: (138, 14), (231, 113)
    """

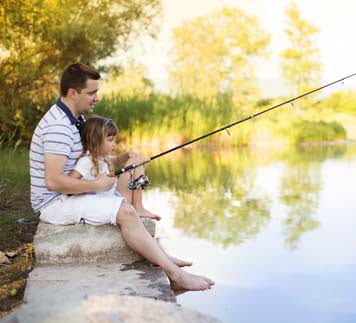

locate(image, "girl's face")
(100, 135), (116, 156)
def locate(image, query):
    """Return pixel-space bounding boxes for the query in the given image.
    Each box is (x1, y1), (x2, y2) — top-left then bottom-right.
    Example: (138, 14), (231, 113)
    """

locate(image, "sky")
(124, 0), (356, 97)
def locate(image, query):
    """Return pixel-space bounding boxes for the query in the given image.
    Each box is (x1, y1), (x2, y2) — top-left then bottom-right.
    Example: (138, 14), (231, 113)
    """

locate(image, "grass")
(0, 147), (38, 318)
(0, 131), (22, 151)
(0, 148), (30, 190)
(93, 92), (351, 148)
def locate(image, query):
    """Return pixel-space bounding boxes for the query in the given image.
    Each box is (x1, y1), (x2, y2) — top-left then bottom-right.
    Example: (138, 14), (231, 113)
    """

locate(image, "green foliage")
(313, 90), (356, 140)
(168, 6), (270, 112)
(94, 87), (353, 148)
(0, 131), (22, 149)
(281, 2), (322, 96)
(94, 91), (258, 147)
(316, 90), (356, 115)
(0, 0), (160, 141)
(247, 94), (351, 145)
(0, 148), (29, 189)
(1, 0), (353, 147)
(291, 120), (346, 143)
(101, 62), (154, 99)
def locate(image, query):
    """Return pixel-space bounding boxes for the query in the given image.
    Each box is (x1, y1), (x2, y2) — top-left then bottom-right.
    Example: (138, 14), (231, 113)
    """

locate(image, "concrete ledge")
(2, 262), (183, 323)
(83, 295), (221, 323)
(5, 292), (220, 323)
(0, 219), (222, 322)
(34, 219), (155, 265)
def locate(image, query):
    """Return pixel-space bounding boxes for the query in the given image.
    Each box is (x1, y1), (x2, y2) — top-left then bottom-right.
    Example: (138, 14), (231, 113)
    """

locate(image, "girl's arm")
(69, 170), (83, 179)
(110, 152), (146, 167)
(110, 152), (129, 166)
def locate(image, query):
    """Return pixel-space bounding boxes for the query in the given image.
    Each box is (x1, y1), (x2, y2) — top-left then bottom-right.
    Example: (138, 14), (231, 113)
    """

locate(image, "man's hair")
(60, 63), (101, 96)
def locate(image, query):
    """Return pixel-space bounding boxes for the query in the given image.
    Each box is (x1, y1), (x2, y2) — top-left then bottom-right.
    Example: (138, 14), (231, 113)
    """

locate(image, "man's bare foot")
(168, 256), (193, 267)
(137, 209), (161, 221)
(169, 269), (215, 292)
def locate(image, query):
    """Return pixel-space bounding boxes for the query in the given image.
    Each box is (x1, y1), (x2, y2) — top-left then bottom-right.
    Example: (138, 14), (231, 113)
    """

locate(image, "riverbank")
(0, 184), (39, 317)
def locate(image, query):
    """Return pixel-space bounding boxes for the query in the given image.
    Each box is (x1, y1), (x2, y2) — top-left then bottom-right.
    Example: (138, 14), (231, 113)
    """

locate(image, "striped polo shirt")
(30, 100), (83, 212)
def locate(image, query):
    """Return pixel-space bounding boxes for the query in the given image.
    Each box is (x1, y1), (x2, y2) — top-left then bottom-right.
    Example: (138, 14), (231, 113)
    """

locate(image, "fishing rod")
(114, 72), (356, 179)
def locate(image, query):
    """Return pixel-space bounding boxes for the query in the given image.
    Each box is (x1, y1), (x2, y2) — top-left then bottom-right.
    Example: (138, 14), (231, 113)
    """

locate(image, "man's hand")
(95, 174), (116, 192)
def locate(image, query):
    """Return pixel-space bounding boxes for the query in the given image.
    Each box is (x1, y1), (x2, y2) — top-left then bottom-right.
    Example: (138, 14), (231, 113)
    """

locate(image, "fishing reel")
(128, 174), (150, 190)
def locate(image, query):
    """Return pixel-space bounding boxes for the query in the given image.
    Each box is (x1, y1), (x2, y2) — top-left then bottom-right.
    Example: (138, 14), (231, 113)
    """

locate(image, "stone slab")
(34, 219), (155, 265)
(82, 295), (221, 323)
(3, 294), (220, 323)
(2, 262), (182, 323)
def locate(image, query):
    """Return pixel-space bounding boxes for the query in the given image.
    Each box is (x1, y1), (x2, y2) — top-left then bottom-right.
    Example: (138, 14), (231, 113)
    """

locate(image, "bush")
(293, 120), (346, 144)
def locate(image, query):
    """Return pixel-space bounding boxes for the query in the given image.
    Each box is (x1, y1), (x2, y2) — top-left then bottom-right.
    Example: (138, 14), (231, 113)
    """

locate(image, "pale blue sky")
(121, 0), (356, 97)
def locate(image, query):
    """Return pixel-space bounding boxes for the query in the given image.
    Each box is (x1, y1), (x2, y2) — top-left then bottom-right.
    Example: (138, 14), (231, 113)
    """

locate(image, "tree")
(168, 6), (270, 113)
(101, 62), (153, 99)
(280, 2), (322, 96)
(0, 0), (160, 141)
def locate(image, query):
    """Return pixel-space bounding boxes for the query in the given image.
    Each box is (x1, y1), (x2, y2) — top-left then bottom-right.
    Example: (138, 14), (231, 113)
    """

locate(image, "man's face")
(73, 79), (100, 115)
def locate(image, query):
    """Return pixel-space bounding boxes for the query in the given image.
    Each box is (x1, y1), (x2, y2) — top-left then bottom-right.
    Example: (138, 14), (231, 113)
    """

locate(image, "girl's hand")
(126, 152), (146, 165)
(95, 174), (115, 192)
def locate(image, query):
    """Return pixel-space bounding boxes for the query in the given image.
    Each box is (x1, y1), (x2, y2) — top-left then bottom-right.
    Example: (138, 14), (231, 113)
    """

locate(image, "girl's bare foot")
(169, 269), (215, 292)
(168, 256), (193, 267)
(137, 209), (161, 221)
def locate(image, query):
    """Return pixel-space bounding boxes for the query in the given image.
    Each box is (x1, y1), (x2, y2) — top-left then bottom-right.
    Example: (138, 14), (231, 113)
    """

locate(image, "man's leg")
(157, 243), (193, 268)
(116, 202), (214, 291)
(117, 170), (191, 267)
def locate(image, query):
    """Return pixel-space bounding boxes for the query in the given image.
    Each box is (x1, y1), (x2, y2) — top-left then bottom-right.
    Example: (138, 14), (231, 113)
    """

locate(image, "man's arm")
(44, 153), (115, 194)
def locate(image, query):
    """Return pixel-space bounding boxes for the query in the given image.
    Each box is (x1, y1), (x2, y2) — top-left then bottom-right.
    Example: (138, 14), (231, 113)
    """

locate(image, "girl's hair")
(81, 115), (118, 177)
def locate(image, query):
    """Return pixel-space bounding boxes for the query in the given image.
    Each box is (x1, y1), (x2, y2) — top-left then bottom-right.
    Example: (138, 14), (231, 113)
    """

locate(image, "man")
(30, 63), (215, 291)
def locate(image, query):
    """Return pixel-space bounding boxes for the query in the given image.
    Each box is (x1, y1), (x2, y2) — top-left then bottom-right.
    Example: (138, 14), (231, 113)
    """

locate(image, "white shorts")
(39, 192), (125, 226)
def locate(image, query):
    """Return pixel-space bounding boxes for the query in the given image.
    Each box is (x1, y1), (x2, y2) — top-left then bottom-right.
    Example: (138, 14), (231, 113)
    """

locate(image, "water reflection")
(279, 144), (348, 250)
(279, 161), (321, 250)
(0, 143), (352, 251)
(148, 147), (271, 247)
(146, 144), (352, 249)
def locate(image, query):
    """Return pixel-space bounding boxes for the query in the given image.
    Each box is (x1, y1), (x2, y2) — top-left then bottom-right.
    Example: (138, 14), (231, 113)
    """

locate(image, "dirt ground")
(0, 180), (39, 318)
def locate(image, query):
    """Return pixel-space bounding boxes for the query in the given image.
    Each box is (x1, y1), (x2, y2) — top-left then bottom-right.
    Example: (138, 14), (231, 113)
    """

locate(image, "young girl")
(69, 115), (160, 223)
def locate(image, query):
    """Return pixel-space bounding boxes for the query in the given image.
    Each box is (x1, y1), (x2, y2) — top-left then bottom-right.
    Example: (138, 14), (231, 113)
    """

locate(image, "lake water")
(2, 144), (355, 322)
(142, 143), (356, 323)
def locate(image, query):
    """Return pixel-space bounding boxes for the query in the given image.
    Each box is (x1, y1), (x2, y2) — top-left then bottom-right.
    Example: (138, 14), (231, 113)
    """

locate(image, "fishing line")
(114, 72), (356, 177)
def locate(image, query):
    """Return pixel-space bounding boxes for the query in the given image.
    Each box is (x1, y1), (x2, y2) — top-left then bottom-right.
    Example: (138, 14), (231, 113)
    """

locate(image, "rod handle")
(113, 159), (151, 176)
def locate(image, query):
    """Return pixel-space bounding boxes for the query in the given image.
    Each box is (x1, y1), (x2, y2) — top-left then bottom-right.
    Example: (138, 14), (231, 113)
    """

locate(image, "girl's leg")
(117, 165), (160, 220)
(116, 171), (133, 203)
(131, 165), (160, 220)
